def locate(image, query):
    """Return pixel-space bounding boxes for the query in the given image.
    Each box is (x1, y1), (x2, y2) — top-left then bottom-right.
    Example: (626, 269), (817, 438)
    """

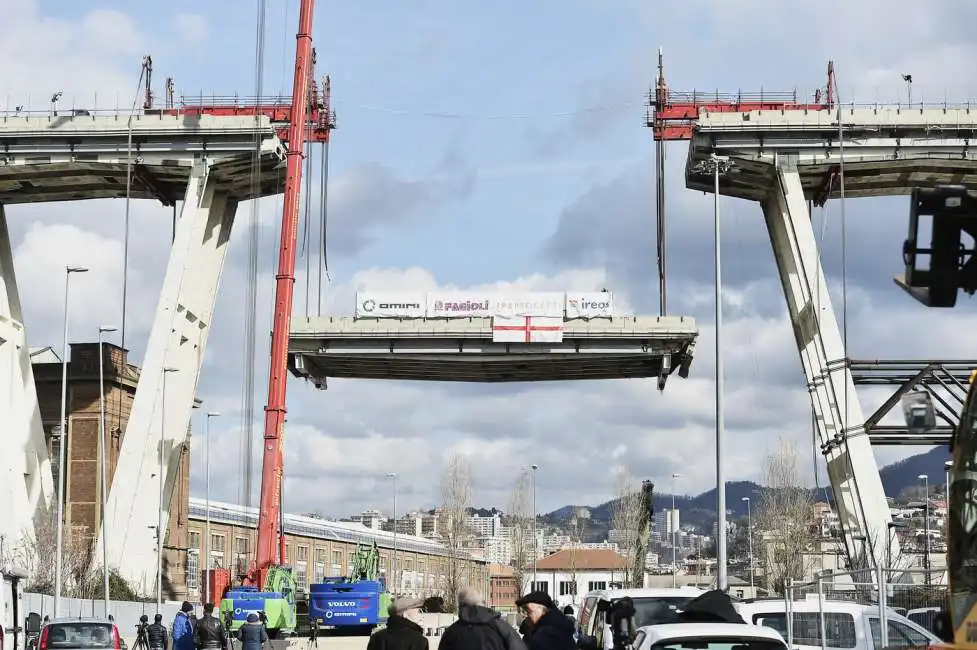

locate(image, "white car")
(735, 599), (940, 650)
(578, 587), (706, 640)
(631, 622), (788, 650)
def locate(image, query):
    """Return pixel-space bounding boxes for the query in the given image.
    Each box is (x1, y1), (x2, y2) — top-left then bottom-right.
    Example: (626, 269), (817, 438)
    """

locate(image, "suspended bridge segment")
(0, 110), (306, 594)
(685, 105), (977, 574)
(288, 293), (697, 388)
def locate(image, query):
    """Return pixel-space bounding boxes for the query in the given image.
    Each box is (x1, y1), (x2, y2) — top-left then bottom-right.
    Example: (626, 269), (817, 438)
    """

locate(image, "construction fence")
(779, 568), (945, 648)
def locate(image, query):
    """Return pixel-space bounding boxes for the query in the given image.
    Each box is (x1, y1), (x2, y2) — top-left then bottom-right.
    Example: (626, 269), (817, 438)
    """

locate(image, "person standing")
(514, 592), (574, 650)
(173, 603), (196, 650)
(367, 597), (428, 650)
(148, 614), (169, 650)
(236, 614), (268, 650)
(439, 588), (525, 650)
(194, 603), (227, 650)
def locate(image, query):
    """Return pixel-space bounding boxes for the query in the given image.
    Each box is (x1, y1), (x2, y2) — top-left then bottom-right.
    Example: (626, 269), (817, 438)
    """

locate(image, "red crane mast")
(252, 0), (317, 580)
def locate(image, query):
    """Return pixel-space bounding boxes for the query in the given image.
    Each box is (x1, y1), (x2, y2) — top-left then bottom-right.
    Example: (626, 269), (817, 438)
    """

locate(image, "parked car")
(631, 622), (787, 650)
(37, 618), (122, 650)
(735, 598), (939, 650)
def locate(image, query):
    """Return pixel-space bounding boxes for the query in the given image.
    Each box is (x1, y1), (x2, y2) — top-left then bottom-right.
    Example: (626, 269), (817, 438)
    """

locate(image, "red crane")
(149, 0), (328, 591)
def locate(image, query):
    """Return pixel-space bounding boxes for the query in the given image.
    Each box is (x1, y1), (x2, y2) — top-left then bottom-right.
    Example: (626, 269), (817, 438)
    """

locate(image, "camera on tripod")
(577, 596), (637, 650)
(134, 615), (150, 650)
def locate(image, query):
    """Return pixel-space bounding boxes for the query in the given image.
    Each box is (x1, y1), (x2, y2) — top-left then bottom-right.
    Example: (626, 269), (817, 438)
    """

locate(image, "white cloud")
(174, 13), (208, 44)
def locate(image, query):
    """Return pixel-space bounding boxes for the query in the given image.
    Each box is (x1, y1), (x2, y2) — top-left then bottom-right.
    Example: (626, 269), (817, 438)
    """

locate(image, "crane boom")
(254, 0), (317, 576)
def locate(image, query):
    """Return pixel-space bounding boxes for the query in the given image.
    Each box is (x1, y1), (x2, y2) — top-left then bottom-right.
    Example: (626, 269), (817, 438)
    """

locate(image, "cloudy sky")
(5, 0), (976, 519)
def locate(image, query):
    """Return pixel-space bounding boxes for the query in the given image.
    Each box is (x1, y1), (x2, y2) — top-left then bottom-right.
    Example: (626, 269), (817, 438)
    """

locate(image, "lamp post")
(692, 153), (733, 591)
(97, 325), (116, 616)
(945, 460), (953, 502)
(531, 464), (539, 590)
(55, 265), (88, 618)
(158, 366), (178, 611)
(741, 496), (754, 591)
(919, 473), (930, 583)
(386, 473), (398, 593)
(204, 410), (220, 604)
(671, 473), (681, 587)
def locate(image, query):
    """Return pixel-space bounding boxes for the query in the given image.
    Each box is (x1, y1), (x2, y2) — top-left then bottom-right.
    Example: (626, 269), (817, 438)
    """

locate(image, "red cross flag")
(492, 316), (563, 343)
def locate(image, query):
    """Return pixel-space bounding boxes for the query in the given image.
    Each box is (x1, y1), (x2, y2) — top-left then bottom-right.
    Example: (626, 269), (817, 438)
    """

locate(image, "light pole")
(671, 473), (681, 587)
(158, 366), (178, 611)
(742, 496), (754, 591)
(693, 153), (733, 590)
(386, 473), (398, 593)
(204, 411), (220, 604)
(97, 325), (116, 616)
(919, 473), (930, 583)
(945, 460), (953, 502)
(531, 464), (539, 590)
(55, 265), (88, 617)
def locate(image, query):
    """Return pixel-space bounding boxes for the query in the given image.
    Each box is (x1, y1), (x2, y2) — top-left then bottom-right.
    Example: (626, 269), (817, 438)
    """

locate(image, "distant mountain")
(879, 446), (951, 499)
(538, 447), (952, 536)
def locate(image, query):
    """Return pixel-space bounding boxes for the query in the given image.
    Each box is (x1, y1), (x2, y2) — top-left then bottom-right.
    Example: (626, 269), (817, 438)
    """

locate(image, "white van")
(578, 587), (706, 643)
(735, 598), (940, 650)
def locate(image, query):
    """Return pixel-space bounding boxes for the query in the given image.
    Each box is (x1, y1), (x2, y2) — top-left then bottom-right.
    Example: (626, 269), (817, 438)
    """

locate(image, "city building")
(528, 549), (628, 608)
(187, 499), (490, 602)
(489, 564), (519, 611)
(31, 343), (192, 600)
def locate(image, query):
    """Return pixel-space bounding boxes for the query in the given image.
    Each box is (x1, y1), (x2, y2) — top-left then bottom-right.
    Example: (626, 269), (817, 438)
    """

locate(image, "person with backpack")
(439, 588), (526, 650)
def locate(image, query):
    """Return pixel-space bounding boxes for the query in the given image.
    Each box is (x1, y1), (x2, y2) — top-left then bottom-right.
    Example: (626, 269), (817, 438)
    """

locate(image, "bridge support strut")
(101, 161), (238, 592)
(761, 166), (896, 569)
(0, 204), (54, 552)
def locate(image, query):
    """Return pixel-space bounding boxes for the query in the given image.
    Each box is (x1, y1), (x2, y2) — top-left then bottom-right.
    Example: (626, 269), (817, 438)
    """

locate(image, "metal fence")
(780, 567), (946, 649)
(22, 593), (184, 641)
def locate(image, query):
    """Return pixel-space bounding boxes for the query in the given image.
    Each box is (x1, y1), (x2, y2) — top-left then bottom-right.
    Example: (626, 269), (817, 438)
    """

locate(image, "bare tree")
(610, 468), (643, 588)
(439, 453), (473, 609)
(508, 469), (532, 594)
(755, 437), (816, 594)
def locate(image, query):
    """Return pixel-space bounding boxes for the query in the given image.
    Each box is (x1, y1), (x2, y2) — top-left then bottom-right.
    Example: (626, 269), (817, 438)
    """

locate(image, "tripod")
(133, 624), (150, 650)
(307, 618), (319, 649)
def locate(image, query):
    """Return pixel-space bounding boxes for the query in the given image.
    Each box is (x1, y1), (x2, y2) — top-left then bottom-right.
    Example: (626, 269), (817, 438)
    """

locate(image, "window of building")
(189, 531), (201, 552)
(210, 534), (226, 569)
(315, 548), (327, 583)
(233, 537), (248, 575)
(531, 581), (550, 594)
(559, 581), (577, 596)
(186, 550), (199, 591)
(348, 551), (355, 572)
(587, 581), (607, 592)
(332, 549), (342, 566)
(296, 545), (309, 588)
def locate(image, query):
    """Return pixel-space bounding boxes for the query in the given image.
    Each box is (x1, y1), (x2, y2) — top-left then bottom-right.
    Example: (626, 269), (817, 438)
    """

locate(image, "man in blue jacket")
(236, 613), (268, 650)
(173, 602), (196, 650)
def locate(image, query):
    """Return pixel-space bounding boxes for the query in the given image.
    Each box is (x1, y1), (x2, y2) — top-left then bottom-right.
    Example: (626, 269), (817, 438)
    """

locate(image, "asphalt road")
(279, 635), (442, 650)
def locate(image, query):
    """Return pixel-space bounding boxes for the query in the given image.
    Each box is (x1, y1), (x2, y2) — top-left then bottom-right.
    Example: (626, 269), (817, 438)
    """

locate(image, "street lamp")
(945, 460), (953, 501)
(671, 473), (681, 587)
(919, 473), (930, 583)
(97, 325), (117, 616)
(741, 497), (754, 591)
(531, 464), (539, 590)
(386, 473), (398, 593)
(692, 152), (733, 591)
(158, 366), (178, 611)
(55, 265), (88, 617)
(204, 411), (220, 605)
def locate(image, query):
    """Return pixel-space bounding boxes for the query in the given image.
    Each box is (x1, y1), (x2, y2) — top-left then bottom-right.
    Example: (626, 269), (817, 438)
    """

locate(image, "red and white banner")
(492, 316), (563, 343)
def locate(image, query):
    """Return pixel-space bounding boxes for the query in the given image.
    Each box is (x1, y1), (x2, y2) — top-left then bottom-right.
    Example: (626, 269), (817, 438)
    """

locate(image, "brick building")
(31, 343), (192, 599)
(187, 499), (491, 603)
(488, 564), (519, 611)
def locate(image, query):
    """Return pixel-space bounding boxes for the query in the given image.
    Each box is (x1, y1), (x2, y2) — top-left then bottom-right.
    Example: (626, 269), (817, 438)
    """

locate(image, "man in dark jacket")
(367, 597), (428, 650)
(514, 592), (574, 650)
(236, 614), (268, 650)
(148, 614), (169, 650)
(439, 588), (525, 650)
(194, 603), (227, 650)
